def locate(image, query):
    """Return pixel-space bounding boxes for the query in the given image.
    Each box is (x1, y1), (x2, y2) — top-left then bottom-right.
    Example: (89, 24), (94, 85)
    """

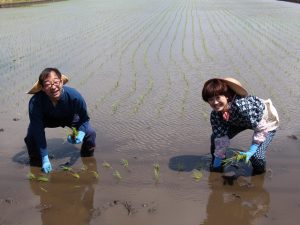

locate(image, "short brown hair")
(202, 78), (235, 102)
(38, 68), (62, 87)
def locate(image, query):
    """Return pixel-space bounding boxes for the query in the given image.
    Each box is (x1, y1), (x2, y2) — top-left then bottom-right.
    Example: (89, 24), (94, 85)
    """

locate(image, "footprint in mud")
(103, 200), (137, 216)
(102, 200), (158, 216)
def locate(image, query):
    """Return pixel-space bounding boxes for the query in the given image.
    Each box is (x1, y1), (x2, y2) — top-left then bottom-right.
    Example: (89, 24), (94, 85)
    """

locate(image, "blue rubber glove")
(67, 131), (86, 144)
(239, 143), (259, 162)
(213, 157), (222, 168)
(42, 155), (52, 173)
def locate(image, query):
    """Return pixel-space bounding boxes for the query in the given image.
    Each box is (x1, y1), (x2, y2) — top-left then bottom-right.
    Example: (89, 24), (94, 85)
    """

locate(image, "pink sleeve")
(253, 118), (268, 144)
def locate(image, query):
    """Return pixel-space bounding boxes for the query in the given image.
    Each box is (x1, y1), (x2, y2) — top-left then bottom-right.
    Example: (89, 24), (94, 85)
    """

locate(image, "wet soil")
(1, 0), (300, 224)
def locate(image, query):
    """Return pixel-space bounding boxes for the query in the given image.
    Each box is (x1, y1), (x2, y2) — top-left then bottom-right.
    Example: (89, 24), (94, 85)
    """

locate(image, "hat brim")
(219, 77), (248, 97)
(27, 74), (69, 94)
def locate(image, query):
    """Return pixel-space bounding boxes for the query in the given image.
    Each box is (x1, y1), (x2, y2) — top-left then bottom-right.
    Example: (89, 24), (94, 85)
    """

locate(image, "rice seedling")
(71, 172), (80, 179)
(102, 161), (112, 169)
(192, 169), (203, 182)
(120, 159), (129, 169)
(37, 176), (49, 182)
(69, 127), (78, 142)
(90, 171), (100, 179)
(112, 103), (118, 114)
(114, 80), (119, 89)
(153, 163), (160, 182)
(61, 166), (73, 171)
(27, 172), (36, 180)
(113, 170), (122, 180)
(223, 152), (249, 166)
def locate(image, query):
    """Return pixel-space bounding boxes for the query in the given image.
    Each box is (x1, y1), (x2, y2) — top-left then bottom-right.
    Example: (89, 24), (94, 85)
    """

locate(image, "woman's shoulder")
(232, 95), (264, 112)
(233, 95), (263, 106)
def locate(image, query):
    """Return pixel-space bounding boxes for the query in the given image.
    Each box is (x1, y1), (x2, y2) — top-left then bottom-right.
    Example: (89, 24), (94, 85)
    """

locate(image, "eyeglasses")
(43, 79), (61, 89)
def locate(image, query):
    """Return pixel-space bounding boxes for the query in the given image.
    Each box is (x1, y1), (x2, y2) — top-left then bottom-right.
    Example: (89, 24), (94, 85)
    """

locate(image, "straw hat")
(27, 74), (69, 94)
(220, 77), (248, 97)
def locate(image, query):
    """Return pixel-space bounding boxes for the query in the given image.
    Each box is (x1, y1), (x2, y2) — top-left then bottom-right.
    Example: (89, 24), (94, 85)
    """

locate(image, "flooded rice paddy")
(0, 0), (300, 224)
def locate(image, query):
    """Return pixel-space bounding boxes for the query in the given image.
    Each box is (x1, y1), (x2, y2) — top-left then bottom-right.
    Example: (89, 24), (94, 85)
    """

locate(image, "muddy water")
(0, 0), (300, 224)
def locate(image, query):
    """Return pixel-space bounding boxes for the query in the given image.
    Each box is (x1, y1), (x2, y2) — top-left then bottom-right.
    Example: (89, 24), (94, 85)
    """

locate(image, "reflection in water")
(29, 157), (98, 225)
(201, 173), (269, 225)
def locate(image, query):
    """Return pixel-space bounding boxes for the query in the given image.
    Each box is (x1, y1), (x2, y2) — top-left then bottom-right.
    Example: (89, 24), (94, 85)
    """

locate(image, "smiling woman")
(0, 0), (64, 8)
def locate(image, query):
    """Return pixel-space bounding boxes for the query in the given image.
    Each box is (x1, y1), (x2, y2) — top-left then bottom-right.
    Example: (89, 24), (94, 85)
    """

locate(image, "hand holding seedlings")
(223, 152), (250, 166)
(67, 127), (86, 144)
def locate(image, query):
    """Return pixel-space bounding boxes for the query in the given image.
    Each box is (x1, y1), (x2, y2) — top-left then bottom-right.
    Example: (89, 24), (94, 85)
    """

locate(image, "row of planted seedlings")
(28, 149), (253, 187)
(155, 0), (190, 117)
(129, 0), (179, 115)
(0, 18), (113, 114)
(70, 6), (169, 90)
(109, 1), (179, 115)
(222, 8), (300, 87)
(2, 6), (138, 114)
(226, 6), (295, 123)
(212, 7), (293, 122)
(26, 127), (208, 185)
(193, 0), (213, 60)
(92, 1), (176, 114)
(204, 8), (242, 76)
(27, 157), (208, 187)
(210, 8), (281, 96)
(167, 1), (192, 118)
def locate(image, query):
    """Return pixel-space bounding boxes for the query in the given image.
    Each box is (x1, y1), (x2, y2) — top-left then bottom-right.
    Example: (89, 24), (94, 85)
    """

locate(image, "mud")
(0, 0), (300, 225)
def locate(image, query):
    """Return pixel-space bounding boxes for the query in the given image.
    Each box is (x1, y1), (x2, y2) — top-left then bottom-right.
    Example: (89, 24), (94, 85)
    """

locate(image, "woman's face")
(42, 71), (63, 102)
(207, 95), (229, 112)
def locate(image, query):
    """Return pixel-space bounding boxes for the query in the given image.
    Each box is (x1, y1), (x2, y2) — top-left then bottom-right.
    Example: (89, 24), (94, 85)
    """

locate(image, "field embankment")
(0, 0), (64, 8)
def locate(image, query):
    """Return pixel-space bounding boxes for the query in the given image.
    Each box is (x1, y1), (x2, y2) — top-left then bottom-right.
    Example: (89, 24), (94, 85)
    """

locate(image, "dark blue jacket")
(28, 86), (89, 156)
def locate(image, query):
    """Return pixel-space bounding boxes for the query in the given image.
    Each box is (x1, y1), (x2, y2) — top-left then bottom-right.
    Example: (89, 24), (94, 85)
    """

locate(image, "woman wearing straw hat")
(202, 78), (279, 176)
(24, 68), (96, 173)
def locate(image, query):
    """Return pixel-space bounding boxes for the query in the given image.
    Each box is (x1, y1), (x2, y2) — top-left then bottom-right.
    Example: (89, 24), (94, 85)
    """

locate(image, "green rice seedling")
(153, 163), (160, 182)
(71, 172), (80, 179)
(112, 103), (118, 114)
(90, 171), (100, 179)
(102, 161), (112, 169)
(192, 169), (203, 182)
(69, 127), (78, 142)
(113, 170), (122, 180)
(37, 176), (49, 182)
(223, 152), (249, 166)
(27, 172), (36, 180)
(120, 159), (129, 169)
(114, 81), (119, 88)
(61, 166), (72, 171)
